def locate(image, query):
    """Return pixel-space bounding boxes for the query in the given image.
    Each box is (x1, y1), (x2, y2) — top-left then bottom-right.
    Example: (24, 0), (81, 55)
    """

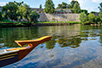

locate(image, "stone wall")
(38, 13), (80, 22)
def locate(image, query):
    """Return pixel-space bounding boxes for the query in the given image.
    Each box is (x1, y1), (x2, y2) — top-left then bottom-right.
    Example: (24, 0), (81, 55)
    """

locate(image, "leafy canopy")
(79, 12), (87, 23)
(39, 4), (42, 9)
(2, 2), (18, 21)
(98, 2), (102, 12)
(73, 2), (80, 13)
(44, 0), (55, 13)
(0, 12), (2, 21)
(88, 13), (96, 23)
(30, 10), (40, 23)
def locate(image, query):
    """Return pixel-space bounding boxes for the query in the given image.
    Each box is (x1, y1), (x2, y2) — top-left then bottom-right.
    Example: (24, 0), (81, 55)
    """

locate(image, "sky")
(0, 0), (102, 12)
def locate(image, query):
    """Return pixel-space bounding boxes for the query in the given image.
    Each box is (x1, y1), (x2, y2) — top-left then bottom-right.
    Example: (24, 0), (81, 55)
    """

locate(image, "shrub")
(30, 10), (40, 23)
(88, 13), (95, 23)
(0, 12), (2, 21)
(99, 12), (102, 22)
(79, 12), (87, 24)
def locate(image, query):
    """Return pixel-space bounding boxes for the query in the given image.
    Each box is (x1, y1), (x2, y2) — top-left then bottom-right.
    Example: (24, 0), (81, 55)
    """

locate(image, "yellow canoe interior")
(6, 36), (52, 51)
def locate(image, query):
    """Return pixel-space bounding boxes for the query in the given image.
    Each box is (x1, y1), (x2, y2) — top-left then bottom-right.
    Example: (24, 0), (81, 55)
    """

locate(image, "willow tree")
(44, 0), (55, 13)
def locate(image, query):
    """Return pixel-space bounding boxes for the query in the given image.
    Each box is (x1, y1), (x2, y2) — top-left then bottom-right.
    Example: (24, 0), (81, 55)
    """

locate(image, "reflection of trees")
(45, 36), (56, 49)
(0, 27), (39, 48)
(56, 37), (81, 48)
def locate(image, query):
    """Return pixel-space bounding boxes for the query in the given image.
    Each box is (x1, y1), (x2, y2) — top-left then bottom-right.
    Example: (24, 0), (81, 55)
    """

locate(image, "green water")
(1, 24), (102, 68)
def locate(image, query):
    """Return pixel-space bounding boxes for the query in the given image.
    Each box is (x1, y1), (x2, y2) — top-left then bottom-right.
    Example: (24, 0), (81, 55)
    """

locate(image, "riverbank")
(0, 21), (81, 27)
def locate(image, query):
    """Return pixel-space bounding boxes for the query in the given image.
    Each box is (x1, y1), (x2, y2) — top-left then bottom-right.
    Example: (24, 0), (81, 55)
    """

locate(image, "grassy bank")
(38, 21), (81, 24)
(0, 19), (81, 27)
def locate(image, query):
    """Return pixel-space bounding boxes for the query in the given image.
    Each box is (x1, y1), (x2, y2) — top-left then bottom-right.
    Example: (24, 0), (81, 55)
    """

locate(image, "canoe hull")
(0, 50), (19, 67)
(0, 36), (52, 67)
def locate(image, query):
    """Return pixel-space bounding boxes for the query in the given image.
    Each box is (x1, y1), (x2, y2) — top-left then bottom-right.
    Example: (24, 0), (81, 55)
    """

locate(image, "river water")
(0, 24), (102, 68)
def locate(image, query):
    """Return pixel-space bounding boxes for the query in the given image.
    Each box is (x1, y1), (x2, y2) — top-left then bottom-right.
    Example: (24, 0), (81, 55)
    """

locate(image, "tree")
(95, 16), (100, 23)
(67, 4), (72, 9)
(0, 12), (2, 21)
(57, 2), (70, 9)
(88, 13), (96, 23)
(2, 6), (8, 19)
(79, 12), (87, 23)
(98, 2), (102, 12)
(44, 0), (55, 13)
(99, 12), (102, 22)
(61, 2), (67, 9)
(57, 4), (62, 9)
(22, 4), (31, 22)
(14, 1), (24, 6)
(29, 10), (40, 23)
(81, 10), (88, 15)
(73, 2), (81, 13)
(39, 4), (42, 9)
(71, 0), (79, 8)
(2, 2), (18, 21)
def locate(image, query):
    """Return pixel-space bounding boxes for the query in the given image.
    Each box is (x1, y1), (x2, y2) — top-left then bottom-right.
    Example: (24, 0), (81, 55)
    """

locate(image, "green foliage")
(95, 16), (100, 23)
(90, 11), (97, 13)
(88, 13), (95, 23)
(2, 6), (8, 18)
(17, 4), (31, 22)
(98, 2), (102, 12)
(57, 4), (62, 9)
(71, 0), (79, 8)
(73, 2), (81, 13)
(2, 2), (18, 21)
(81, 10), (88, 15)
(99, 12), (102, 22)
(29, 10), (40, 23)
(57, 2), (68, 9)
(39, 4), (42, 9)
(44, 0), (55, 13)
(79, 12), (88, 23)
(0, 12), (2, 21)
(14, 1), (24, 6)
(21, 4), (31, 22)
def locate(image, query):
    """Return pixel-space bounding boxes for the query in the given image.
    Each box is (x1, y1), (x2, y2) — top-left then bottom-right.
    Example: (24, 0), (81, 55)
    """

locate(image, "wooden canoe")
(0, 36), (52, 67)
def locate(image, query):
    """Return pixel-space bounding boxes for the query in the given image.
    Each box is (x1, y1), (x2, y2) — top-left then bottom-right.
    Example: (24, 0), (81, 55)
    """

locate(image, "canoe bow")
(15, 36), (52, 60)
(0, 36), (52, 67)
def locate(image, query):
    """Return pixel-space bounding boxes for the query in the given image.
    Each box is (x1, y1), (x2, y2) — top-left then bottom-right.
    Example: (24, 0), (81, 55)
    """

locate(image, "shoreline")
(0, 23), (76, 27)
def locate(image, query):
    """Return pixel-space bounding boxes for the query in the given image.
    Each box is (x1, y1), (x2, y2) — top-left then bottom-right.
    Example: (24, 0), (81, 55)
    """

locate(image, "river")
(0, 24), (102, 68)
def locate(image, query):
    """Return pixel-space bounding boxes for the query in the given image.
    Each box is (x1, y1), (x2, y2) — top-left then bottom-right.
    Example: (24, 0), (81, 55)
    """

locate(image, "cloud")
(92, 0), (102, 3)
(0, 2), (8, 6)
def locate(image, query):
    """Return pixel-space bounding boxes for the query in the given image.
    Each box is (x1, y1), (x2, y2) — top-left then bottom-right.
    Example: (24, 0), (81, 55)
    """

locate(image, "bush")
(95, 16), (100, 23)
(99, 12), (102, 22)
(79, 12), (87, 24)
(88, 13), (95, 23)
(30, 10), (40, 23)
(0, 12), (2, 21)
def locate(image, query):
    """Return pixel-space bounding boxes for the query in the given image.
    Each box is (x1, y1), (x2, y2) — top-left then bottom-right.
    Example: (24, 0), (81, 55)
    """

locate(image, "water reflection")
(1, 24), (102, 68)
